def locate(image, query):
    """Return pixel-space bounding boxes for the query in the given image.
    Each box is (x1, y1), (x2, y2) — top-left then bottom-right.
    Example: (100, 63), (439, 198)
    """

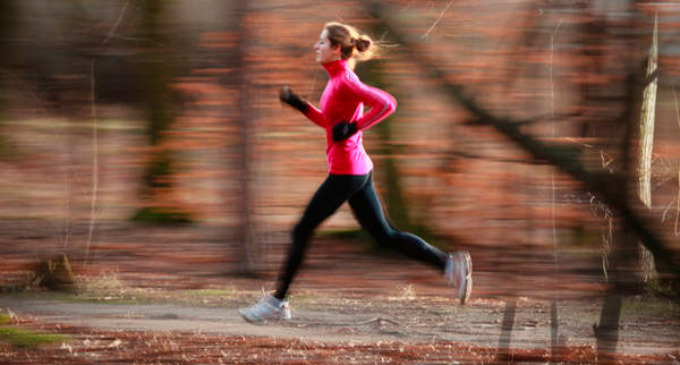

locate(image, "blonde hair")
(324, 22), (380, 65)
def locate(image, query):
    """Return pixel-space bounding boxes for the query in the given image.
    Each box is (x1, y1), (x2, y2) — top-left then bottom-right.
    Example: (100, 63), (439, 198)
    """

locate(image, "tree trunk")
(637, 15), (658, 282)
(232, 1), (256, 275)
(131, 0), (191, 224)
(592, 2), (646, 361)
(357, 24), (436, 246)
(496, 298), (517, 362)
(0, 0), (18, 157)
(356, 61), (411, 232)
(593, 286), (623, 364)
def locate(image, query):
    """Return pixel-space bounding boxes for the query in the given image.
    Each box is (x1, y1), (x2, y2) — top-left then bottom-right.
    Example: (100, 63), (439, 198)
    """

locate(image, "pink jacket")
(303, 59), (397, 175)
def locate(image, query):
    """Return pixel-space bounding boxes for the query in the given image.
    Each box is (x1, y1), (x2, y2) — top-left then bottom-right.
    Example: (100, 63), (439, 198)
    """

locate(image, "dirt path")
(2, 293), (678, 357)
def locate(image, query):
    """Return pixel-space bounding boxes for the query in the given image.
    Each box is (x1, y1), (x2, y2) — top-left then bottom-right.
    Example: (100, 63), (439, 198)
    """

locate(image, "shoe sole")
(238, 308), (291, 324)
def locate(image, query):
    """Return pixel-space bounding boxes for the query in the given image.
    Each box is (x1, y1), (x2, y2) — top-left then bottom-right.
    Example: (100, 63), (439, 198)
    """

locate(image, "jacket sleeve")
(303, 102), (328, 128)
(343, 74), (397, 131)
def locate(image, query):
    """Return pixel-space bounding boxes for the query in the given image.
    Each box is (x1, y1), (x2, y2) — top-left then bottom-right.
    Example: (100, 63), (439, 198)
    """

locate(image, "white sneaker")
(238, 294), (291, 323)
(445, 251), (472, 305)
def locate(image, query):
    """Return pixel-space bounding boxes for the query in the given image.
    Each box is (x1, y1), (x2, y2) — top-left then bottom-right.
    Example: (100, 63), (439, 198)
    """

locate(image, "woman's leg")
(348, 172), (448, 271)
(274, 174), (369, 300)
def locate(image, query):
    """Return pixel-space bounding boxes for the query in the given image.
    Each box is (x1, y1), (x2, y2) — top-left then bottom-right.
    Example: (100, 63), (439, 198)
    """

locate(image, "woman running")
(239, 22), (472, 323)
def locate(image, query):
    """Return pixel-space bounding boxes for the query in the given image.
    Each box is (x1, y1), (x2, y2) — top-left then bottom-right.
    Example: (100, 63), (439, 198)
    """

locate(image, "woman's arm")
(280, 86), (327, 128)
(303, 103), (328, 128)
(343, 74), (397, 131)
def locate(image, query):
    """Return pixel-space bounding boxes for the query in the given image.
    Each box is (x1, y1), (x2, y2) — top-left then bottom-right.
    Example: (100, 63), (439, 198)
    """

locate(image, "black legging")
(274, 171), (447, 300)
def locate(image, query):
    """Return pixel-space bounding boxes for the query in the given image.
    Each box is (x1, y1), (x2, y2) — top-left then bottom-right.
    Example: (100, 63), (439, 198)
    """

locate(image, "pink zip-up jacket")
(303, 59), (397, 175)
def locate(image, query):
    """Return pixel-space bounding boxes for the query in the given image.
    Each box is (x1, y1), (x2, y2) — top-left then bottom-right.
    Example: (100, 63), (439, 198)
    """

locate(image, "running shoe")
(238, 294), (291, 323)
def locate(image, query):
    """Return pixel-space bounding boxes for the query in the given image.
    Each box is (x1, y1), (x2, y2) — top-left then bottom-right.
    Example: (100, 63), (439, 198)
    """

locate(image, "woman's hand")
(279, 86), (308, 113)
(332, 121), (358, 142)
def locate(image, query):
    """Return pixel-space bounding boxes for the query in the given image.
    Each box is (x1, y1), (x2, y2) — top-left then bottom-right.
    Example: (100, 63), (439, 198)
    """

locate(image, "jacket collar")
(322, 59), (348, 77)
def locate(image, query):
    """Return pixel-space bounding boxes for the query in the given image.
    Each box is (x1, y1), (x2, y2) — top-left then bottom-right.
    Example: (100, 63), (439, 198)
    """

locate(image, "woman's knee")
(371, 226), (397, 247)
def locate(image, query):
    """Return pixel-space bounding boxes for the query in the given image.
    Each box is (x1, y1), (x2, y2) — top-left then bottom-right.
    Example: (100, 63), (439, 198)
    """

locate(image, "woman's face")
(314, 29), (340, 64)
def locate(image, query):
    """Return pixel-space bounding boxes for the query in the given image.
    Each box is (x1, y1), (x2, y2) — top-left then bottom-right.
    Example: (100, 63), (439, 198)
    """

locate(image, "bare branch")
(102, 0), (130, 47)
(421, 0), (455, 40)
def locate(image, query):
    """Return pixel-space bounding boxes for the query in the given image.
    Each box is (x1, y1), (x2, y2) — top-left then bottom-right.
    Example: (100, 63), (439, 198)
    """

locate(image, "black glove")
(332, 121), (358, 142)
(279, 86), (308, 113)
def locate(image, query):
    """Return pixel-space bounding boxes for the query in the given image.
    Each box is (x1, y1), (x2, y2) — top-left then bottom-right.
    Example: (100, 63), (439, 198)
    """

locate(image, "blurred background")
(0, 0), (678, 298)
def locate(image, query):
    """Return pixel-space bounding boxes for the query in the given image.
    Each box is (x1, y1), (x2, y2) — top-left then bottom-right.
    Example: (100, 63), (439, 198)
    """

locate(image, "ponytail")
(354, 36), (371, 53)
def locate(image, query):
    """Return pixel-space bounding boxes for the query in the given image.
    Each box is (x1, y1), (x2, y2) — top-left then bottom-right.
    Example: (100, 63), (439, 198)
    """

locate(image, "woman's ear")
(331, 44), (342, 58)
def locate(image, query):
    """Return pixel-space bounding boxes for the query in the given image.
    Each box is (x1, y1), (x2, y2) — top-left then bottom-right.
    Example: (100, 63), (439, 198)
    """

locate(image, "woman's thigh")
(347, 175), (392, 240)
(296, 174), (370, 232)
